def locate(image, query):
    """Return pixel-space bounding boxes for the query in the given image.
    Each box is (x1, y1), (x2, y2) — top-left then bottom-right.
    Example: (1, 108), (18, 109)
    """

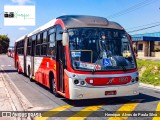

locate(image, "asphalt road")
(0, 55), (160, 120)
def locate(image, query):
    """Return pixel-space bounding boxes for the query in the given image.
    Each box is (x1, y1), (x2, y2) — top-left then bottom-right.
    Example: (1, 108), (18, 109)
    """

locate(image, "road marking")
(34, 105), (72, 120)
(152, 102), (160, 120)
(108, 99), (142, 120)
(0, 65), (12, 67)
(67, 105), (103, 120)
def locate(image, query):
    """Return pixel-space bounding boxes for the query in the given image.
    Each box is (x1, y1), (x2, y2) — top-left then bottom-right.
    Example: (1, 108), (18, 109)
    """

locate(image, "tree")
(0, 35), (10, 54)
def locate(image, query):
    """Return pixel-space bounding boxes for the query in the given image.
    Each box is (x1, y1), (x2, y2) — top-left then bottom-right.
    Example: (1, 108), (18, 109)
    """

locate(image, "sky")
(0, 0), (160, 46)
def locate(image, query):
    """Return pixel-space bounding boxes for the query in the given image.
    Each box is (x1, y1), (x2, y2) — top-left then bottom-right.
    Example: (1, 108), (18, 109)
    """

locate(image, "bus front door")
(57, 41), (65, 93)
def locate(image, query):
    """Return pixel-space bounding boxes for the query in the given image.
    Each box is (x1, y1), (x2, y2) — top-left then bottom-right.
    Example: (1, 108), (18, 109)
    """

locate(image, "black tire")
(28, 66), (34, 82)
(50, 75), (59, 97)
(30, 77), (34, 82)
(28, 66), (30, 77)
(17, 63), (21, 74)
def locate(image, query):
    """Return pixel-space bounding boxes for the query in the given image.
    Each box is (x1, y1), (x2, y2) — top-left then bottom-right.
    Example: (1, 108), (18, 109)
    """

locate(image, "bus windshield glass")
(68, 28), (136, 71)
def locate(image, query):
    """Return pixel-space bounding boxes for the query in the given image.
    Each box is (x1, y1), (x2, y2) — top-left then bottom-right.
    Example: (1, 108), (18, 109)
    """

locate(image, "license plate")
(105, 90), (117, 95)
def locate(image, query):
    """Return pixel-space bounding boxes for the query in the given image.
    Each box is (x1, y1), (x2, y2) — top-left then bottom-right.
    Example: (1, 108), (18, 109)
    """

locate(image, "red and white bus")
(14, 15), (139, 100)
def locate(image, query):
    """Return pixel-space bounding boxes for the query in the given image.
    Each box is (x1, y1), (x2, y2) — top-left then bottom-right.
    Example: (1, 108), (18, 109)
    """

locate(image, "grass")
(137, 60), (160, 86)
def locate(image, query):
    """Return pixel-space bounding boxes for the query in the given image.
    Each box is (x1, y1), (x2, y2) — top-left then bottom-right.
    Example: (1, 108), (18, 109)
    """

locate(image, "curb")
(139, 83), (160, 91)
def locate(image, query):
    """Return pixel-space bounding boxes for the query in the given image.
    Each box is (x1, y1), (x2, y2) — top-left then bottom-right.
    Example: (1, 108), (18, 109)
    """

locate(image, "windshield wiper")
(112, 55), (128, 72)
(92, 51), (113, 74)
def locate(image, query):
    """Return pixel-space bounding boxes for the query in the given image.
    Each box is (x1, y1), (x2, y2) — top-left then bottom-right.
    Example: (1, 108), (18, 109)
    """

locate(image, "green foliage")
(0, 35), (10, 54)
(137, 60), (160, 86)
(154, 48), (160, 52)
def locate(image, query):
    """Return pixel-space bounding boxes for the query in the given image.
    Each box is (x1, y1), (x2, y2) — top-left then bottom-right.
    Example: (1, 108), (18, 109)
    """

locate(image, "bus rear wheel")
(17, 63), (20, 74)
(50, 76), (59, 97)
(28, 67), (34, 82)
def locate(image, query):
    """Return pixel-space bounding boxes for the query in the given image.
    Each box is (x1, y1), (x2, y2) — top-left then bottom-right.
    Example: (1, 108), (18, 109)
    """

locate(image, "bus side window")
(41, 44), (47, 56)
(27, 38), (31, 55)
(40, 30), (48, 56)
(43, 31), (47, 43)
(31, 35), (36, 56)
(56, 25), (62, 41)
(36, 34), (41, 56)
(48, 27), (56, 58)
(36, 45), (41, 56)
(48, 33), (56, 57)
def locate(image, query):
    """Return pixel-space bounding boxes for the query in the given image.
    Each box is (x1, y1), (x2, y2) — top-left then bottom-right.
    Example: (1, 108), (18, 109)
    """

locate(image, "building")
(132, 32), (160, 58)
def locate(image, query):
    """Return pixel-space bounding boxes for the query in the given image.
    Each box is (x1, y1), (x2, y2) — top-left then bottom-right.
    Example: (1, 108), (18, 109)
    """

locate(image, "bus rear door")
(31, 36), (36, 79)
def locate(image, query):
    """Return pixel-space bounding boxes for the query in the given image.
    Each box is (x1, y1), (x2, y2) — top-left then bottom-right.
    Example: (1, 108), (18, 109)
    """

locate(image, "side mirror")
(62, 31), (69, 46)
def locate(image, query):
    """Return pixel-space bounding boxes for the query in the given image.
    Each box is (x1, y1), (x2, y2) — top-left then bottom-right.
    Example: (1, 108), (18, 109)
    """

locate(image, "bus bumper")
(69, 80), (139, 100)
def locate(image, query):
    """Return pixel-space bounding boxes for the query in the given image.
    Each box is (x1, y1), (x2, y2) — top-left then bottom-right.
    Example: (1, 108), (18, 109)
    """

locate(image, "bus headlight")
(135, 77), (139, 82)
(73, 79), (86, 86)
(131, 77), (139, 83)
(131, 78), (135, 83)
(74, 79), (79, 85)
(80, 81), (85, 86)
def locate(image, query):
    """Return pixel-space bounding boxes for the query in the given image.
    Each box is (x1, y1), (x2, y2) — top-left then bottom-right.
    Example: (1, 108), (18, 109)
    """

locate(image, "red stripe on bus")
(85, 76), (131, 86)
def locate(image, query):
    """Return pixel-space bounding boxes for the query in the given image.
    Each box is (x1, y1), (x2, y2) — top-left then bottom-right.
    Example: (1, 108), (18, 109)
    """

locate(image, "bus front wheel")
(50, 75), (59, 97)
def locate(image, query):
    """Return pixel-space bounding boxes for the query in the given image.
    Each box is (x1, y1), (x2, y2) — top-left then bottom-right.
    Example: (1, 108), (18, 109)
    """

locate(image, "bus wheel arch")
(49, 71), (59, 96)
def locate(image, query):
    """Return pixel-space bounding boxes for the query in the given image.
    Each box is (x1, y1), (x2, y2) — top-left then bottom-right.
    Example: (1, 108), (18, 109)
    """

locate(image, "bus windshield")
(68, 28), (136, 71)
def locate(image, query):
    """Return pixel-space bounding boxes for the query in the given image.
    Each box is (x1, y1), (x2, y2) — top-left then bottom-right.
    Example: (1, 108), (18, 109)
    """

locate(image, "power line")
(107, 0), (158, 19)
(128, 23), (160, 33)
(126, 21), (160, 30)
(108, 0), (156, 19)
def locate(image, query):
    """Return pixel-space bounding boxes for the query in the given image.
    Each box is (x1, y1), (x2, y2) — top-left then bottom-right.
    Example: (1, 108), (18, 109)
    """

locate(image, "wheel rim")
(52, 78), (56, 93)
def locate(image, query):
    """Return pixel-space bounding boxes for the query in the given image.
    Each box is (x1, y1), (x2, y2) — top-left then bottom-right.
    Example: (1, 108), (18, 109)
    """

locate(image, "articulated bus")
(14, 15), (139, 100)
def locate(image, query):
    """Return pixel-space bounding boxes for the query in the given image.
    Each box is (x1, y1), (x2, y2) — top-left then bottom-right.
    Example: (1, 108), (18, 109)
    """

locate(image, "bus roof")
(27, 19), (57, 37)
(15, 35), (27, 42)
(57, 15), (124, 30)
(15, 19), (56, 42)
(15, 15), (124, 42)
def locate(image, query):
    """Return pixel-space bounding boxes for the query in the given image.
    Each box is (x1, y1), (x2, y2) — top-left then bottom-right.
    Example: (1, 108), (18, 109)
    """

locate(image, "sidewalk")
(0, 74), (15, 120)
(137, 56), (160, 61)
(0, 70), (33, 120)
